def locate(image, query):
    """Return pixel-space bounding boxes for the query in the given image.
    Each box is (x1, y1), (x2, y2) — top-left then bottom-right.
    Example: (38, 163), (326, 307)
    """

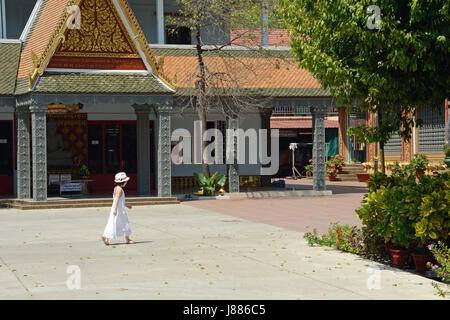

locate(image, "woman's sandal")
(101, 236), (110, 246)
(126, 239), (136, 244)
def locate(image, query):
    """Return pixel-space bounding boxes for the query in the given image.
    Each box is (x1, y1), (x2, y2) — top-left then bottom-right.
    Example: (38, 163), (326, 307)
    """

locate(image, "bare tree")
(166, 0), (286, 177)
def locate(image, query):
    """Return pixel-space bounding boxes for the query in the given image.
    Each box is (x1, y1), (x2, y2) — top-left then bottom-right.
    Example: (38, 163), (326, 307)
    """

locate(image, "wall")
(171, 109), (263, 177)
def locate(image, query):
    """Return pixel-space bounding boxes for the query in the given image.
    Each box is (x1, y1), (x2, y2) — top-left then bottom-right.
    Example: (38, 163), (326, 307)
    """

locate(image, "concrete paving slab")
(0, 204), (446, 300)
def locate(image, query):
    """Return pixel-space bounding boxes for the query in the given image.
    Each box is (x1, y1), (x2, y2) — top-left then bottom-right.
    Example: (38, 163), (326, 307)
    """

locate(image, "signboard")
(60, 183), (83, 193)
(48, 104), (83, 113)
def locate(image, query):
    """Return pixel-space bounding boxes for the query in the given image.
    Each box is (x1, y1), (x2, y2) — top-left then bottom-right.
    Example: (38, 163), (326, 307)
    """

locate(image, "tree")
(279, 0), (449, 171)
(167, 0), (284, 177)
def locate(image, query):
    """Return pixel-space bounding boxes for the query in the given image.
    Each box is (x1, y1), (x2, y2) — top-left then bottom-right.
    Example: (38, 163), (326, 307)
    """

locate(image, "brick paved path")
(184, 179), (367, 234)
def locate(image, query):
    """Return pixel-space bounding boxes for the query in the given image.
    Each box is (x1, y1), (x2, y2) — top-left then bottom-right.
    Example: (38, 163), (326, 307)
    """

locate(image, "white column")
(0, 0), (6, 39)
(261, 0), (269, 47)
(156, 0), (165, 44)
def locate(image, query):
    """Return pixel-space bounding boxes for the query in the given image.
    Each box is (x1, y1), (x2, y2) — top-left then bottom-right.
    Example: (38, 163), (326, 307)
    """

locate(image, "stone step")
(0, 197), (180, 210)
(337, 175), (360, 181)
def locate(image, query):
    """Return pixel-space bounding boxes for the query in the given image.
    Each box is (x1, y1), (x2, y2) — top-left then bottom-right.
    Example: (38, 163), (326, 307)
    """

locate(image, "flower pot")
(389, 249), (410, 269)
(357, 173), (370, 182)
(416, 171), (425, 179)
(328, 175), (337, 181)
(336, 168), (343, 174)
(411, 253), (434, 275)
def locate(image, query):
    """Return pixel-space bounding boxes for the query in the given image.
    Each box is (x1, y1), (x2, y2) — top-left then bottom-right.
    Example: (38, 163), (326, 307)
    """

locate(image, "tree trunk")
(378, 110), (386, 174)
(195, 25), (210, 178)
(379, 141), (386, 174)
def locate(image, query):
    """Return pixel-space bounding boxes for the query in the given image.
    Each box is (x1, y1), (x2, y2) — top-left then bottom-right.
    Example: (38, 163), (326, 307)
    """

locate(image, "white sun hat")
(114, 172), (130, 183)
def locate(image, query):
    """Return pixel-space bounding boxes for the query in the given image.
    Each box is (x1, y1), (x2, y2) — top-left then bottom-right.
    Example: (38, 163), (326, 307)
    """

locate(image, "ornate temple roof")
(0, 0), (330, 98)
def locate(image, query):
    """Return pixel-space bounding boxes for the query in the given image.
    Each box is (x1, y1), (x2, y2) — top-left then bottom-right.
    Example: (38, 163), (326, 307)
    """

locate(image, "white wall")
(171, 110), (263, 177)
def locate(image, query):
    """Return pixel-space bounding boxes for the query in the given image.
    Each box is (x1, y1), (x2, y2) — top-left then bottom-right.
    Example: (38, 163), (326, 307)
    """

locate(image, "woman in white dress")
(102, 172), (135, 245)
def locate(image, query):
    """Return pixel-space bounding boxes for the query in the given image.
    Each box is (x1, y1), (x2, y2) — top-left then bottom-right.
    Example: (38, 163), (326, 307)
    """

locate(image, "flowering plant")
(326, 160), (337, 176)
(410, 154), (430, 173)
(427, 241), (450, 297)
(390, 162), (411, 178)
(304, 223), (368, 256)
(331, 155), (345, 170)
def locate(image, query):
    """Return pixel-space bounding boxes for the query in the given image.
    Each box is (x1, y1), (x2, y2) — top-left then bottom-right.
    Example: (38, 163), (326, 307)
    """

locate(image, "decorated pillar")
(311, 106), (327, 191)
(156, 102), (172, 197)
(259, 107), (272, 187)
(226, 116), (240, 193)
(30, 102), (47, 201)
(133, 104), (151, 196)
(16, 105), (31, 199)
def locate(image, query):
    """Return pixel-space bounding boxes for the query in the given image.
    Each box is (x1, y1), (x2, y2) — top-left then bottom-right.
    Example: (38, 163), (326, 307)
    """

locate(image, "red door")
(0, 121), (14, 196)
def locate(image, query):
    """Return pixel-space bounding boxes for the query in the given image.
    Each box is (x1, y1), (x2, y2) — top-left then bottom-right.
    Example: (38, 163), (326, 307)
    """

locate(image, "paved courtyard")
(0, 183), (446, 300)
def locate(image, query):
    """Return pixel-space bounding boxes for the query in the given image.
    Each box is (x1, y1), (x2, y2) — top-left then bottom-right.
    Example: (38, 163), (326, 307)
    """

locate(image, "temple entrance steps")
(336, 163), (366, 181)
(0, 197), (179, 210)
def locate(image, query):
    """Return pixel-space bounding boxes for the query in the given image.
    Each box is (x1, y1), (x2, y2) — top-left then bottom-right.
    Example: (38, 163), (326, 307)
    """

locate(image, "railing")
(272, 105), (338, 116)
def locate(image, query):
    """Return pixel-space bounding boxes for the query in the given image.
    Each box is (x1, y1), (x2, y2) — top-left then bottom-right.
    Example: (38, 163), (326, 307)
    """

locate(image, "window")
(166, 25), (192, 44)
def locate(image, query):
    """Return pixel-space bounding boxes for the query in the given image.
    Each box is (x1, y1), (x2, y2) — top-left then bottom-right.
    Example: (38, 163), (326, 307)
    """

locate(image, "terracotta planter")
(336, 168), (343, 174)
(390, 249), (410, 269)
(411, 253), (435, 275)
(416, 171), (425, 179)
(328, 175), (337, 181)
(357, 173), (370, 182)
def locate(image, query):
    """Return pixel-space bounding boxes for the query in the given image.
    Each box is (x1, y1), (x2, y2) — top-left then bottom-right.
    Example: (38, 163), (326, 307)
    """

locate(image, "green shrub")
(304, 223), (368, 255)
(356, 173), (450, 249)
(415, 174), (450, 245)
(366, 172), (391, 193)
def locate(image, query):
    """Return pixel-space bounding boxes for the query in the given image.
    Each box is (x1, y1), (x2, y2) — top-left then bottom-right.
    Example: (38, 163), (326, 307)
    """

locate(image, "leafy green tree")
(279, 0), (449, 171)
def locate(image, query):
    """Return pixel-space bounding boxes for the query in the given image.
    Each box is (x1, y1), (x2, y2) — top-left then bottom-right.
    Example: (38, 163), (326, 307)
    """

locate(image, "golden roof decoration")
(28, 0), (176, 90)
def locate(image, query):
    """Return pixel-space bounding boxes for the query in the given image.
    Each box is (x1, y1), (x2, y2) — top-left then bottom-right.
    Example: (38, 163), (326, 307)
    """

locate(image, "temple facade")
(0, 0), (332, 200)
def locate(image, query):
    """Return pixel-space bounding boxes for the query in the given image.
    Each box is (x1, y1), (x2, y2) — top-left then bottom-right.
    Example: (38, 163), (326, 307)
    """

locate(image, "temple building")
(0, 0), (333, 201)
(0, 1), (447, 201)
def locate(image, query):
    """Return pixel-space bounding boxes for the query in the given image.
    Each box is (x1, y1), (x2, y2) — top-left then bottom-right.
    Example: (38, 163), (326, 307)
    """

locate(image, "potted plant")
(193, 172), (227, 196)
(78, 164), (90, 179)
(409, 154), (430, 178)
(326, 161), (338, 181)
(443, 144), (450, 167)
(331, 155), (345, 173)
(304, 162), (313, 177)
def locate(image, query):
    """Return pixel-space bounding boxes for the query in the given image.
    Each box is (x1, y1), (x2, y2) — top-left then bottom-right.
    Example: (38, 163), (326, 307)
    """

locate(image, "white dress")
(103, 188), (131, 240)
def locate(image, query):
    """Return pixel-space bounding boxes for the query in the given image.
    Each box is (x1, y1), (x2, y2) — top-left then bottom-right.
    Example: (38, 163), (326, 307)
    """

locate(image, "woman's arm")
(112, 187), (123, 216)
